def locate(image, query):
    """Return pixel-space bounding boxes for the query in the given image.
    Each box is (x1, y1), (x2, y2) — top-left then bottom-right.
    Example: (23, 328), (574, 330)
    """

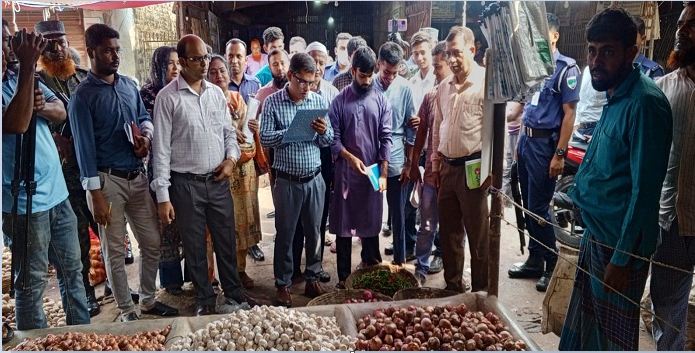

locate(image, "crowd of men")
(1, 3), (694, 351)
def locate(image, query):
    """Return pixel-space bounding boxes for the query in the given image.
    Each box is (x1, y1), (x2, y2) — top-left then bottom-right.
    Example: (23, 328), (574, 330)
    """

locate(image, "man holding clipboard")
(260, 53), (333, 307)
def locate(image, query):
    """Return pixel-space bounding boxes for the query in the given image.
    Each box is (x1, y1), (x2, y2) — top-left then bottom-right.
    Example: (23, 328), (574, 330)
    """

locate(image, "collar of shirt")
(86, 71), (122, 86)
(175, 75), (211, 96)
(608, 64), (642, 102)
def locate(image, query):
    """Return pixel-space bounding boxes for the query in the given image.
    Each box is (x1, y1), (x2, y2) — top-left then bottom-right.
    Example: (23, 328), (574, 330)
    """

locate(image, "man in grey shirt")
(151, 34), (256, 316)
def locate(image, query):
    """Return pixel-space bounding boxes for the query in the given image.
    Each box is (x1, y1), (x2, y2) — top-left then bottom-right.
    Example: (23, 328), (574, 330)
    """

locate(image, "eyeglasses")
(292, 74), (315, 87)
(183, 54), (211, 63)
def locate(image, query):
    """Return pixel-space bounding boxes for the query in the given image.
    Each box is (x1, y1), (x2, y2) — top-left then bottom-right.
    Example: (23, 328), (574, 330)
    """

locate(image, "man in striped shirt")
(260, 53), (334, 307)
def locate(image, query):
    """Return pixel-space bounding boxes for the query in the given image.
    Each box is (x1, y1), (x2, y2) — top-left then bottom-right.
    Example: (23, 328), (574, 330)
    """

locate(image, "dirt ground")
(41, 179), (657, 351)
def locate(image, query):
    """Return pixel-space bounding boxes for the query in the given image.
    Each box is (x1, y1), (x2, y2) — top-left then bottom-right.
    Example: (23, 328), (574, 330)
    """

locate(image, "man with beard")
(152, 34), (257, 316)
(260, 53), (333, 307)
(324, 32), (351, 82)
(650, 3), (695, 350)
(70, 24), (178, 322)
(33, 20), (99, 316)
(255, 48), (290, 104)
(255, 27), (285, 87)
(329, 46), (391, 288)
(226, 38), (261, 104)
(507, 13), (580, 292)
(559, 8), (673, 350)
(2, 23), (89, 331)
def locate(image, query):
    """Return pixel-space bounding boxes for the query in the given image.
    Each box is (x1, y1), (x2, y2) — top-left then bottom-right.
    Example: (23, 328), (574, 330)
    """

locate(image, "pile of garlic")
(170, 306), (356, 351)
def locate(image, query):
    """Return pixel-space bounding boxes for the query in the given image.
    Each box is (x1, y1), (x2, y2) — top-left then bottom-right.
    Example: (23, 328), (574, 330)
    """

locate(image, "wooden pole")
(487, 102), (506, 297)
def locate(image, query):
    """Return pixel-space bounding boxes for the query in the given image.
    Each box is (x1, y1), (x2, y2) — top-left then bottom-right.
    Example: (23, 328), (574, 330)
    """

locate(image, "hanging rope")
(489, 186), (695, 277)
(491, 212), (682, 334)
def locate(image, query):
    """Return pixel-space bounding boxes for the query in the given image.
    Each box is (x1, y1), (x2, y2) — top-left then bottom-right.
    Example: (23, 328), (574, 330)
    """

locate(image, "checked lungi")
(559, 231), (649, 350)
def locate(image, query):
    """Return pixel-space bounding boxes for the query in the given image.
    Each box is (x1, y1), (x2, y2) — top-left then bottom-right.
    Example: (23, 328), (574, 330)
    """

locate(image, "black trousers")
(336, 236), (382, 281)
(169, 174), (244, 305)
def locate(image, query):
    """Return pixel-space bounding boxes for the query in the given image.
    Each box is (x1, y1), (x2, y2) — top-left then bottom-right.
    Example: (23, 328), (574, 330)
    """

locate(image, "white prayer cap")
(305, 41), (328, 55)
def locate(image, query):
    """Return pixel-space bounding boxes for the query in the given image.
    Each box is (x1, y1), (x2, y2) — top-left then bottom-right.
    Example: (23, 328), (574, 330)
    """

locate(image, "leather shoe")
(536, 273), (551, 292)
(248, 244), (265, 261)
(335, 281), (346, 289)
(275, 287), (292, 307)
(120, 312), (139, 322)
(142, 301), (179, 317)
(239, 272), (255, 289)
(385, 244), (394, 255)
(381, 225), (392, 237)
(196, 304), (216, 316)
(266, 211), (275, 219)
(507, 258), (544, 279)
(318, 271), (331, 283)
(86, 292), (100, 317)
(406, 252), (416, 262)
(304, 281), (327, 298)
(428, 256), (443, 274)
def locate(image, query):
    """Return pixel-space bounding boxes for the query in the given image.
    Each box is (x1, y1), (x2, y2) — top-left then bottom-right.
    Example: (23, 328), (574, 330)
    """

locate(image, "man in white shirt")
(409, 31), (436, 111)
(152, 34), (256, 316)
(573, 66), (606, 142)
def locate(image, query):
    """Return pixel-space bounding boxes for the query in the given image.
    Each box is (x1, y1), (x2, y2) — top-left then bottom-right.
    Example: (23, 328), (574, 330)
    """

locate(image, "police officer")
(633, 15), (665, 80)
(507, 13), (581, 292)
(35, 20), (99, 316)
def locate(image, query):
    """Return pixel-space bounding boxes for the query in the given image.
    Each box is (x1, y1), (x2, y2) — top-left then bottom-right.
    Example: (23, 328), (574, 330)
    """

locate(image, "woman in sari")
(207, 55), (262, 289)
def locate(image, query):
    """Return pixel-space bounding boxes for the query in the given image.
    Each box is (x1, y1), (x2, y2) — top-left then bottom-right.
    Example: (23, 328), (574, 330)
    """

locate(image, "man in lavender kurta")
(329, 47), (393, 288)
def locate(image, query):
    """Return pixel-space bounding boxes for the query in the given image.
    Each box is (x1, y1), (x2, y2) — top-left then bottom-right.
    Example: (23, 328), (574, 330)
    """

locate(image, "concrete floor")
(41, 180), (657, 351)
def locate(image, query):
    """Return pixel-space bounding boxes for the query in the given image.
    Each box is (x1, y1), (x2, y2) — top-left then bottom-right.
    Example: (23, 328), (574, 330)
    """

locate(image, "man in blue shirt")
(255, 27), (285, 86)
(260, 53), (333, 307)
(373, 42), (418, 266)
(507, 13), (581, 292)
(69, 24), (177, 322)
(2, 24), (89, 330)
(324, 32), (351, 82)
(225, 38), (261, 103)
(633, 15), (665, 80)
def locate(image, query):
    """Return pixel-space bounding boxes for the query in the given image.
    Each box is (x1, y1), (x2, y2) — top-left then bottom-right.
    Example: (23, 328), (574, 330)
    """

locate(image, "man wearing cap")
(34, 19), (100, 316)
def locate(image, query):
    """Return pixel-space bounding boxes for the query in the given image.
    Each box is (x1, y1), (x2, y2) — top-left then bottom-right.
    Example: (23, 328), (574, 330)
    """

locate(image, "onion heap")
(10, 326), (171, 351)
(355, 305), (528, 351)
(344, 290), (385, 304)
(170, 305), (356, 351)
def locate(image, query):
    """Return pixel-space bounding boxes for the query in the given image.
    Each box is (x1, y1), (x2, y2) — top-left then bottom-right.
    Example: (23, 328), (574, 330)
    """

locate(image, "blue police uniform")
(634, 53), (665, 80)
(516, 50), (581, 274)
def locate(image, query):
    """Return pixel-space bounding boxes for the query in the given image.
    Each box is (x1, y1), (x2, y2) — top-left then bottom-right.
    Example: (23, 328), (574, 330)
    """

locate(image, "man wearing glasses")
(260, 53), (333, 307)
(152, 34), (257, 316)
(70, 24), (178, 322)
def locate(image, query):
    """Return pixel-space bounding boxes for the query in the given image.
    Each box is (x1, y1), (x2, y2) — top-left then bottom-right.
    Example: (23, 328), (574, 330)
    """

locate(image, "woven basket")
(392, 287), (459, 301)
(307, 289), (393, 307)
(345, 264), (419, 297)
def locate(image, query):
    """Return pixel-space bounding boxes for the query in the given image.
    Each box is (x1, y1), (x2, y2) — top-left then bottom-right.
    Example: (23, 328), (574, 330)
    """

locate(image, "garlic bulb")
(170, 306), (356, 351)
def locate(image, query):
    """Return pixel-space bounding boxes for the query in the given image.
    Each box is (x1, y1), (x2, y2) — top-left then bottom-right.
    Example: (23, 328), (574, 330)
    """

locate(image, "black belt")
(579, 122), (597, 130)
(171, 171), (216, 182)
(98, 167), (143, 180)
(274, 168), (321, 183)
(441, 151), (482, 166)
(523, 126), (556, 138)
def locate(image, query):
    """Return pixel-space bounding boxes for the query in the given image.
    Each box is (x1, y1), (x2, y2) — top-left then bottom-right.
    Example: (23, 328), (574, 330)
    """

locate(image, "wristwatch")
(555, 148), (566, 157)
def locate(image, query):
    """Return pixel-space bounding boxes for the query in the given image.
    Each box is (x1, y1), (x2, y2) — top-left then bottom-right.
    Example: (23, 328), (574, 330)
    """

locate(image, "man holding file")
(260, 53), (333, 307)
(328, 47), (393, 289)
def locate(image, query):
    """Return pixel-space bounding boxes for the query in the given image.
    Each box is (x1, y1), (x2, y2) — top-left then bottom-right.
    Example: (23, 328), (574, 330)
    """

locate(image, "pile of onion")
(354, 305), (528, 351)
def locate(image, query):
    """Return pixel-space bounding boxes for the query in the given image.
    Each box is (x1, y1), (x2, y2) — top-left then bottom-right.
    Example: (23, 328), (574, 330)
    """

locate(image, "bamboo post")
(487, 103), (506, 297)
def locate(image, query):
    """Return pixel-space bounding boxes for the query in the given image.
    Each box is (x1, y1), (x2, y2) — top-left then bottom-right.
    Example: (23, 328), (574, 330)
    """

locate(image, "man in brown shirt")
(431, 26), (488, 293)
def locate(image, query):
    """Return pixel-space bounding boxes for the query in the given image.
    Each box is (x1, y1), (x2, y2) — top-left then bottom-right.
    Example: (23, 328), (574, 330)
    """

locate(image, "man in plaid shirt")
(260, 53), (334, 307)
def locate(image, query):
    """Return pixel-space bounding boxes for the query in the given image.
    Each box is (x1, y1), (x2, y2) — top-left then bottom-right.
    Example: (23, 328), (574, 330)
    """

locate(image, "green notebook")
(465, 158), (482, 189)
